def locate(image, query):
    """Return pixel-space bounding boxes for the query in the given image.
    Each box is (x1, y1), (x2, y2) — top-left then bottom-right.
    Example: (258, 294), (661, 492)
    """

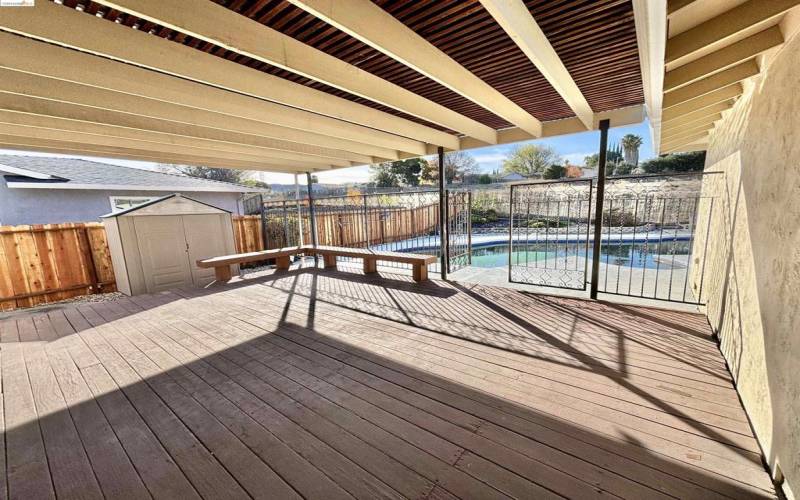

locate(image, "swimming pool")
(471, 241), (692, 269)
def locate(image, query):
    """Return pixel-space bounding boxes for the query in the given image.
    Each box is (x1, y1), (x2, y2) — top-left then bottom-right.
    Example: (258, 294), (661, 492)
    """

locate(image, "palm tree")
(621, 134), (644, 166)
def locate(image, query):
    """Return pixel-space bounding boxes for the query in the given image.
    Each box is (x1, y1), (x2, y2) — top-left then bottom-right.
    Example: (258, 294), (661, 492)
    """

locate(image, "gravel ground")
(1, 291), (126, 317)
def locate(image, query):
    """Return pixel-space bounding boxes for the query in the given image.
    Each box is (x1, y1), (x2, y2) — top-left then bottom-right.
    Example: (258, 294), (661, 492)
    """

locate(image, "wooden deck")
(0, 267), (775, 499)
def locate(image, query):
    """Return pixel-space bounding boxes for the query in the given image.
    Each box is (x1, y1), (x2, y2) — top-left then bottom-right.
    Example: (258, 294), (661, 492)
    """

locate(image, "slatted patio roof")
(0, 0), (649, 173)
(1, 0), (797, 171)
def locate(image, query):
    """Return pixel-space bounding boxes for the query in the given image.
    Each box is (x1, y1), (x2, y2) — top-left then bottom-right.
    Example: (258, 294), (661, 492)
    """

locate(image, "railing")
(596, 172), (717, 304)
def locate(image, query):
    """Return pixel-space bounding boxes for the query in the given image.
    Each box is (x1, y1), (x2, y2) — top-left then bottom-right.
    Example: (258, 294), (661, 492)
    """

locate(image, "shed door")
(183, 214), (232, 286)
(133, 216), (193, 293)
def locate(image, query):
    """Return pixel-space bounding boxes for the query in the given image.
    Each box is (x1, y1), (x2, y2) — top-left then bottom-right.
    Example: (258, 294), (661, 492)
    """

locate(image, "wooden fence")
(0, 223), (116, 311)
(0, 206), (440, 311)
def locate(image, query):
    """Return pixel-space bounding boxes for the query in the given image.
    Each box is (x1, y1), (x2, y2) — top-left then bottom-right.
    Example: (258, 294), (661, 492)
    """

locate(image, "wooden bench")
(198, 245), (437, 282)
(197, 246), (305, 281)
(308, 245), (437, 282)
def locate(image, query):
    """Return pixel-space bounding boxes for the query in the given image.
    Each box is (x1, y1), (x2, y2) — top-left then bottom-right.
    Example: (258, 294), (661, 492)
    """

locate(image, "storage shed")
(102, 194), (237, 295)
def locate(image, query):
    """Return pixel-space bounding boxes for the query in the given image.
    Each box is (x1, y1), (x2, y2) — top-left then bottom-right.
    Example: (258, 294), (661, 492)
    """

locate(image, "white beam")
(0, 32), (422, 157)
(662, 113), (721, 134)
(633, 0), (668, 155)
(0, 71), (419, 160)
(664, 26), (783, 91)
(666, 0), (800, 65)
(662, 60), (759, 108)
(0, 0), (459, 149)
(0, 136), (331, 172)
(0, 110), (373, 164)
(458, 105), (645, 152)
(661, 100), (733, 126)
(0, 124), (350, 168)
(480, 0), (593, 130)
(91, 0), (497, 144)
(288, 0), (539, 138)
(0, 95), (398, 162)
(661, 84), (742, 122)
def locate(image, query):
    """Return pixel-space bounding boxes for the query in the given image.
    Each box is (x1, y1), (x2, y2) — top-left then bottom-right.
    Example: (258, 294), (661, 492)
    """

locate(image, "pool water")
(471, 242), (692, 269)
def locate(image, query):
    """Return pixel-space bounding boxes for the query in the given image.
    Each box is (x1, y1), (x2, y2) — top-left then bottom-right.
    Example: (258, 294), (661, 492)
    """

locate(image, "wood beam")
(91, 0), (496, 144)
(662, 113), (721, 135)
(666, 0), (800, 64)
(0, 71), (417, 160)
(0, 32), (419, 157)
(289, 0), (539, 138)
(662, 84), (742, 121)
(0, 136), (331, 172)
(0, 95), (398, 162)
(457, 105), (645, 152)
(661, 131), (710, 151)
(663, 60), (759, 108)
(0, 0), (459, 149)
(662, 100), (733, 126)
(663, 140), (709, 154)
(633, 0), (668, 154)
(662, 123), (716, 143)
(0, 111), (374, 165)
(480, 0), (592, 130)
(667, 0), (696, 16)
(0, 124), (351, 168)
(664, 26), (783, 91)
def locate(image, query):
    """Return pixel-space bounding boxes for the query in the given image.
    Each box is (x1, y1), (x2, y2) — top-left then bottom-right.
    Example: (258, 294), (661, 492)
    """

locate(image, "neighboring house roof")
(0, 155), (267, 193)
(500, 172), (526, 180)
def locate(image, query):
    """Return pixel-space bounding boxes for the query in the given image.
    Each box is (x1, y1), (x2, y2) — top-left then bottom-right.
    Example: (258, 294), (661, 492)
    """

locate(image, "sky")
(0, 119), (654, 185)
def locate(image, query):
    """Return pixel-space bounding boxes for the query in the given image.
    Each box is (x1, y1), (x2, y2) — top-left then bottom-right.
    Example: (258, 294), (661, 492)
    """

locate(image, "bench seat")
(309, 245), (436, 281)
(197, 246), (305, 281)
(197, 244), (437, 282)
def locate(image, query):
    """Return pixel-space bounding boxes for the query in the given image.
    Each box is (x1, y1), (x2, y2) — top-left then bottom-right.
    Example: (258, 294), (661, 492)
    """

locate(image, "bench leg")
(276, 255), (290, 270)
(323, 254), (337, 269)
(412, 264), (428, 282)
(363, 258), (377, 274)
(214, 265), (232, 282)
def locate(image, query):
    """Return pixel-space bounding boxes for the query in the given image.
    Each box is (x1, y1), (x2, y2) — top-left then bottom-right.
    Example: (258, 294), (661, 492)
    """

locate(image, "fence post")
(363, 194), (370, 248)
(81, 224), (101, 294)
(467, 191), (472, 266)
(590, 119), (610, 299)
(306, 172), (319, 267)
(437, 146), (448, 280)
(281, 201), (290, 248)
(258, 195), (269, 251)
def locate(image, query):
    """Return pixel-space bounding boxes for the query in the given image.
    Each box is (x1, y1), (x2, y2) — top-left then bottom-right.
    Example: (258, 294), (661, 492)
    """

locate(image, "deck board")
(0, 267), (776, 499)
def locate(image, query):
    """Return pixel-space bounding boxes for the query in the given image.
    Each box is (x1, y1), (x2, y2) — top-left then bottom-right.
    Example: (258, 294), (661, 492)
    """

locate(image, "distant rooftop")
(0, 156), (266, 193)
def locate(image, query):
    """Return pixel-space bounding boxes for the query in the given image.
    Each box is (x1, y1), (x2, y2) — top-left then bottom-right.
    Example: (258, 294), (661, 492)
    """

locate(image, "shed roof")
(100, 193), (231, 218)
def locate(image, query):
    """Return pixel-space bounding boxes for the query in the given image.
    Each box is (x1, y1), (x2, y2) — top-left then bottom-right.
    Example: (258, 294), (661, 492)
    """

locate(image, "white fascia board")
(5, 182), (257, 193)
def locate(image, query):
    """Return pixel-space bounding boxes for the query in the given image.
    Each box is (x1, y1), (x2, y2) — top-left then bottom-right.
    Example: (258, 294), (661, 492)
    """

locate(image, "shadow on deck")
(0, 267), (775, 499)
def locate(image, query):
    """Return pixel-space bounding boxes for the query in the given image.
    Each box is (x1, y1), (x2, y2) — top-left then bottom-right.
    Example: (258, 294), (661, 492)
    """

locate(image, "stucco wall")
(694, 31), (800, 500)
(0, 179), (244, 225)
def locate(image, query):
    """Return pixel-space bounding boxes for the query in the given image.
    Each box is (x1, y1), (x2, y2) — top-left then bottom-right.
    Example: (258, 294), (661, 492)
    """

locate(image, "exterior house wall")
(694, 30), (800, 500)
(0, 179), (244, 225)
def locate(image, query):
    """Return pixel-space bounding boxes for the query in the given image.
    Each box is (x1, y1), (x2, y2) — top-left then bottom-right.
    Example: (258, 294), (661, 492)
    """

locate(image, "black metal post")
(437, 146), (447, 280)
(590, 119), (610, 299)
(306, 172), (319, 267)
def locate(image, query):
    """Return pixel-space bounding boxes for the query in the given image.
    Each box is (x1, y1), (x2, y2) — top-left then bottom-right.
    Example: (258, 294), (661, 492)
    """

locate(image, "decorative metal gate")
(508, 179), (593, 289)
(446, 190), (471, 273)
(595, 172), (717, 304)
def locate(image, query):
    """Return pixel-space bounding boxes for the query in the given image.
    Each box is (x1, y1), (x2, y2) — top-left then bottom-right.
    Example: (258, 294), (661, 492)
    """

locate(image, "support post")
(306, 172), (319, 268)
(363, 194), (370, 248)
(294, 173), (304, 247)
(258, 194), (269, 250)
(437, 146), (448, 280)
(590, 119), (610, 299)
